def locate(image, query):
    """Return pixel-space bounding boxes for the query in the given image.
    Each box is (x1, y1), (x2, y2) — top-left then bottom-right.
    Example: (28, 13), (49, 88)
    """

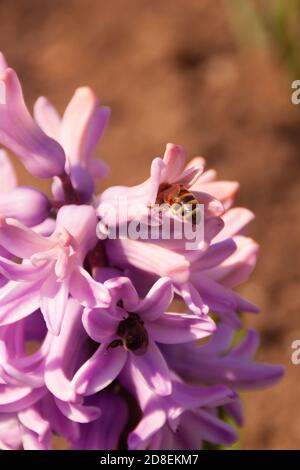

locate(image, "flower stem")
(59, 173), (80, 204)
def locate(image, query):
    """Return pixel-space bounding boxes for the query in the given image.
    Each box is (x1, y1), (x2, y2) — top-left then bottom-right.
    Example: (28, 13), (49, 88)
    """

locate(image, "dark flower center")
(108, 313), (149, 355)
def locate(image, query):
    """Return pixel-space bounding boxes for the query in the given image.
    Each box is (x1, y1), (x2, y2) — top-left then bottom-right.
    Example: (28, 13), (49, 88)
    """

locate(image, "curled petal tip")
(75, 86), (97, 99)
(0, 68), (66, 178)
(166, 142), (184, 153)
(0, 187), (50, 227)
(0, 52), (8, 73)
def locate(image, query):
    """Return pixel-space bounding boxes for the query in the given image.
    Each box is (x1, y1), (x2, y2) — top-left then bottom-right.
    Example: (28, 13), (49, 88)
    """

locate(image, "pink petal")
(0, 385), (45, 412)
(135, 277), (173, 321)
(0, 150), (17, 192)
(224, 398), (244, 426)
(203, 215), (225, 245)
(184, 156), (206, 172)
(18, 405), (50, 444)
(5, 344), (47, 388)
(33, 96), (61, 140)
(148, 157), (165, 203)
(69, 165), (95, 202)
(71, 393), (127, 450)
(214, 207), (255, 242)
(196, 167), (217, 184)
(183, 409), (237, 446)
(55, 398), (101, 423)
(229, 328), (259, 359)
(172, 381), (234, 409)
(0, 414), (21, 450)
(0, 68), (65, 178)
(89, 158), (110, 180)
(0, 52), (8, 73)
(0, 257), (48, 282)
(106, 238), (190, 284)
(194, 180), (239, 210)
(128, 408), (166, 450)
(69, 266), (111, 307)
(234, 293), (259, 314)
(0, 279), (42, 326)
(40, 394), (80, 442)
(192, 238), (237, 271)
(40, 274), (69, 335)
(130, 340), (172, 396)
(199, 323), (234, 354)
(104, 276), (139, 311)
(55, 205), (98, 258)
(97, 157), (164, 225)
(177, 282), (209, 316)
(205, 236), (259, 288)
(179, 156), (205, 187)
(0, 217), (54, 258)
(192, 190), (224, 216)
(72, 344), (127, 396)
(191, 274), (238, 313)
(21, 427), (50, 450)
(32, 218), (56, 237)
(60, 87), (110, 166)
(190, 275), (242, 328)
(44, 300), (83, 402)
(147, 312), (215, 344)
(0, 187), (50, 227)
(0, 385), (32, 406)
(82, 307), (119, 343)
(161, 143), (186, 183)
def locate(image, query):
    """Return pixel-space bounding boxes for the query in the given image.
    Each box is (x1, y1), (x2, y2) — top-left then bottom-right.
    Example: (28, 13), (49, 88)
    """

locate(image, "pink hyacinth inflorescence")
(0, 52), (283, 450)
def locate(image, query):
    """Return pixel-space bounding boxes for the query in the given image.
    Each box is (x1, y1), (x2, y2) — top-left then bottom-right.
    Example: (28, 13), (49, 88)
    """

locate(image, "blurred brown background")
(1, 0), (300, 449)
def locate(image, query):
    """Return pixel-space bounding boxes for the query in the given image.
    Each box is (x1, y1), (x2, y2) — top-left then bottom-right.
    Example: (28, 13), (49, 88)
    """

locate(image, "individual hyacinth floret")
(0, 52), (283, 450)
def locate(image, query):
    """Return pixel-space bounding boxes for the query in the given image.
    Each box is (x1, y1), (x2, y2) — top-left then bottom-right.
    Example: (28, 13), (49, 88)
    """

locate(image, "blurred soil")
(0, 0), (300, 449)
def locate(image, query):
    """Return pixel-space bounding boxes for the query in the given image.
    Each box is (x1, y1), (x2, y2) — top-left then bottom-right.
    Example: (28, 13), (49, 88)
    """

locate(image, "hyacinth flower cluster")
(0, 52), (283, 450)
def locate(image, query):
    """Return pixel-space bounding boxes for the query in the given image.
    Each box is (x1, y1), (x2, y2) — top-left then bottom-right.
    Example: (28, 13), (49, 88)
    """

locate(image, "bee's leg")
(107, 339), (123, 350)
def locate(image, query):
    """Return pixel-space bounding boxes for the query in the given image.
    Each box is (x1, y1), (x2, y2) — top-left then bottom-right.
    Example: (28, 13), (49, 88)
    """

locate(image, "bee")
(107, 313), (149, 356)
(156, 183), (201, 225)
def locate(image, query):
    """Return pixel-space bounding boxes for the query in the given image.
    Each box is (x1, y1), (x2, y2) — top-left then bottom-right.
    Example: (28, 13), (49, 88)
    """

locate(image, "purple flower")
(35, 87), (110, 202)
(0, 205), (110, 334)
(105, 221), (259, 328)
(0, 61), (65, 179)
(162, 324), (284, 427)
(0, 391), (90, 450)
(71, 392), (128, 450)
(0, 54), (109, 200)
(0, 312), (104, 449)
(0, 52), (283, 450)
(0, 407), (51, 450)
(98, 143), (228, 226)
(72, 277), (215, 397)
(99, 144), (259, 327)
(121, 365), (237, 450)
(163, 324), (284, 392)
(0, 150), (50, 227)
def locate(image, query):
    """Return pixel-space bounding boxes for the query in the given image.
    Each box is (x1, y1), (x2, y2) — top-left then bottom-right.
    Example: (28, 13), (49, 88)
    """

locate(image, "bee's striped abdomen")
(170, 189), (201, 225)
